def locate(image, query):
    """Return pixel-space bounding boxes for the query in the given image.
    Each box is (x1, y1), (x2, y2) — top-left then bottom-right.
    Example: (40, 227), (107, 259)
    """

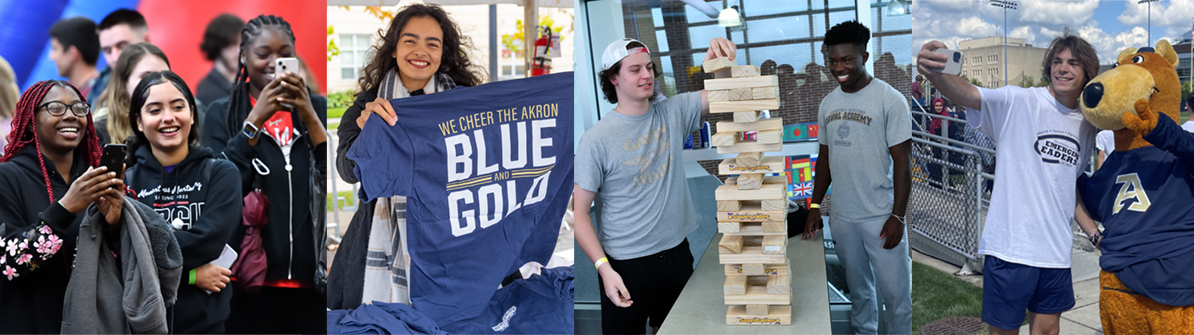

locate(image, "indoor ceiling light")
(718, 6), (743, 27)
(887, 0), (910, 16)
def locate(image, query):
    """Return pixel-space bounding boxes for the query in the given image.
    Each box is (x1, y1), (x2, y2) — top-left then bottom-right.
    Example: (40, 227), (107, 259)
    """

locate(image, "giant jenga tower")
(703, 57), (791, 325)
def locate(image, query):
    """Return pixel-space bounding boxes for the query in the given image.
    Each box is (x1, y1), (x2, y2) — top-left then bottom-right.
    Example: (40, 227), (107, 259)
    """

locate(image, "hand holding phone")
(931, 48), (964, 76)
(274, 57), (300, 109)
(100, 144), (127, 189)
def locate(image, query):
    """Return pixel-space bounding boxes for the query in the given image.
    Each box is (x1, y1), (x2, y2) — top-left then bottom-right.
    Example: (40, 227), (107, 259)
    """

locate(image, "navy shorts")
(981, 255), (1075, 330)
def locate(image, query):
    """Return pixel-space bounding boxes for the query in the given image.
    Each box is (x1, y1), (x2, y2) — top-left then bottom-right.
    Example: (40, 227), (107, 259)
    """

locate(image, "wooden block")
(718, 235), (743, 254)
(724, 275), (746, 295)
(752, 86), (779, 99)
(715, 184), (786, 201)
(718, 207), (786, 222)
(720, 156), (785, 174)
(767, 275), (791, 295)
(717, 119), (784, 133)
(710, 99), (780, 113)
(732, 65), (760, 78)
(745, 304), (769, 316)
(717, 141), (783, 154)
(725, 175), (788, 187)
(719, 246), (787, 264)
(728, 88), (753, 101)
(761, 199), (787, 211)
(711, 132), (738, 147)
(741, 264), (765, 275)
(720, 222), (786, 236)
(727, 305), (791, 325)
(705, 75), (778, 90)
(718, 221), (741, 233)
(735, 152), (764, 167)
(726, 260), (790, 276)
(723, 286), (791, 305)
(708, 89), (731, 102)
(734, 111), (759, 123)
(718, 200), (742, 212)
(762, 235), (786, 254)
(757, 130), (782, 145)
(703, 57), (736, 73)
(762, 220), (786, 234)
(737, 173), (763, 190)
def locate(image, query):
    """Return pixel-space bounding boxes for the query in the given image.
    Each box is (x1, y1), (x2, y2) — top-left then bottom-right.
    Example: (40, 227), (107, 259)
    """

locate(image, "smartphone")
(275, 57), (300, 109)
(931, 48), (964, 76)
(100, 144), (126, 188)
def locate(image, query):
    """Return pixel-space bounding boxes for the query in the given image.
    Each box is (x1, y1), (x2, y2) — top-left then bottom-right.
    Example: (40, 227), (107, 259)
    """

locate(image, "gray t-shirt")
(818, 78), (912, 223)
(576, 92), (703, 259)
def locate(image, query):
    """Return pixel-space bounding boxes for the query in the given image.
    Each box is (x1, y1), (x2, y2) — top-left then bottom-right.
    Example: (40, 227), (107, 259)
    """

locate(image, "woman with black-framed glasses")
(0, 80), (123, 333)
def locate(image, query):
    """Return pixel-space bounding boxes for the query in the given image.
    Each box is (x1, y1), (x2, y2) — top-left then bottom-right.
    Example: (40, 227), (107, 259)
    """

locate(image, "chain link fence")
(908, 103), (995, 273)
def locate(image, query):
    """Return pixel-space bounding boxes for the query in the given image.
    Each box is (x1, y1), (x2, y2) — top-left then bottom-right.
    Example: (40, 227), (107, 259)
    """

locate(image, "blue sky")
(912, 0), (1194, 65)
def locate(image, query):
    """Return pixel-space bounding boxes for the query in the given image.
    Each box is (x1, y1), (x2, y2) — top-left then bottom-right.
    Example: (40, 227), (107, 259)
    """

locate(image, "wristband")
(891, 214), (907, 225)
(1088, 231), (1102, 246)
(188, 268), (197, 285)
(809, 203), (820, 209)
(594, 257), (609, 270)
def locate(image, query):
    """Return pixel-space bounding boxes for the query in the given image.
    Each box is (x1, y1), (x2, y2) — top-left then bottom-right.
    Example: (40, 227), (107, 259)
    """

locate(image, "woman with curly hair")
(328, 2), (484, 310)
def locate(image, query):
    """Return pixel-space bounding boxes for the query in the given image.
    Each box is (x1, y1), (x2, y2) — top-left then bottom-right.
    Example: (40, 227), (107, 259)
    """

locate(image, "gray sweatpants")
(830, 215), (913, 334)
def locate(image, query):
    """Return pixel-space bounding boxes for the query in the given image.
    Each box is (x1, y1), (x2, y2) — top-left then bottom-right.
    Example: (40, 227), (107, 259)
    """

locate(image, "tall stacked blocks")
(704, 57), (791, 325)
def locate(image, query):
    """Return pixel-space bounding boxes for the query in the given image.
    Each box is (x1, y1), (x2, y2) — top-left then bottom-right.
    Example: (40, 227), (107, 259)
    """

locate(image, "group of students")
(0, 9), (324, 334)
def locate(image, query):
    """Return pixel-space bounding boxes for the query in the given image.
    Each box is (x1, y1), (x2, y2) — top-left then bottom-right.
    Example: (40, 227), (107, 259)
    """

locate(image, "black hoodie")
(0, 145), (87, 333)
(204, 94), (327, 291)
(125, 145), (242, 333)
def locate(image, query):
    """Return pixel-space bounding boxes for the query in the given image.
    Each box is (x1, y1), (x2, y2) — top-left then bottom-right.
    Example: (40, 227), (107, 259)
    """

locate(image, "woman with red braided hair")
(0, 80), (124, 333)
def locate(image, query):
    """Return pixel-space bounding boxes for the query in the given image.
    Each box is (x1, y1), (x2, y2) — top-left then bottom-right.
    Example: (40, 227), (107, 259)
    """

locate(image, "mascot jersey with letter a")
(1078, 40), (1194, 333)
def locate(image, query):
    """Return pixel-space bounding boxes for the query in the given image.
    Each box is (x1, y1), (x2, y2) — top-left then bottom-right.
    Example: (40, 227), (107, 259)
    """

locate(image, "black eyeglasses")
(38, 101), (91, 117)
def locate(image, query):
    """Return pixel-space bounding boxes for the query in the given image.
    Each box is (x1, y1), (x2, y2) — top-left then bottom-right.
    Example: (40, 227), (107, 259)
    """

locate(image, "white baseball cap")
(601, 38), (650, 71)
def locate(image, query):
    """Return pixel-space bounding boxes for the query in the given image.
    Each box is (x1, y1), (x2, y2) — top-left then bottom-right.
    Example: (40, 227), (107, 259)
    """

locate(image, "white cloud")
(1018, 0), (1100, 27)
(1010, 25), (1038, 46)
(956, 16), (1001, 37)
(1119, 0), (1194, 26)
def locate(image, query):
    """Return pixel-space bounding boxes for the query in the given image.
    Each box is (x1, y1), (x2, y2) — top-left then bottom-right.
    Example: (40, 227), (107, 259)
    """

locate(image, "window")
(339, 34), (372, 80)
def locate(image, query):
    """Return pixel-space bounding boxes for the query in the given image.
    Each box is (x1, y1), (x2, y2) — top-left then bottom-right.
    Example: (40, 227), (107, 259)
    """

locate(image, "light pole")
(1140, 0), (1159, 42)
(990, 0), (1017, 87)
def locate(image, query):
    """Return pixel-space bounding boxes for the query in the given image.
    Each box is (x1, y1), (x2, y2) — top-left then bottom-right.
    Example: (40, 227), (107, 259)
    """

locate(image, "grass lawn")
(328, 122), (339, 130)
(325, 190), (356, 212)
(911, 262), (984, 334)
(329, 106), (348, 120)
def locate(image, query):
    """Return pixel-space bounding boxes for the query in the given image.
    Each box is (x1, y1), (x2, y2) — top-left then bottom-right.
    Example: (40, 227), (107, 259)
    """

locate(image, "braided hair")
(0, 80), (101, 203)
(223, 14), (295, 135)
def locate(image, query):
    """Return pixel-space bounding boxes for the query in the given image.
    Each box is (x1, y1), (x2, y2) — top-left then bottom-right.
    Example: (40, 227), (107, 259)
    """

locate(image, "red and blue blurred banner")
(0, 0), (326, 95)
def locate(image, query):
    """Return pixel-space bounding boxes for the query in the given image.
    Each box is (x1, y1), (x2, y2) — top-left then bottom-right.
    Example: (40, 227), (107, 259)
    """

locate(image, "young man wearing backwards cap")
(574, 37), (735, 334)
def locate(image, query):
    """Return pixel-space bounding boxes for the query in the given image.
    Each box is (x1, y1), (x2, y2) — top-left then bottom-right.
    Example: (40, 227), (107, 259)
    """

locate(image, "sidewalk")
(913, 221), (1104, 335)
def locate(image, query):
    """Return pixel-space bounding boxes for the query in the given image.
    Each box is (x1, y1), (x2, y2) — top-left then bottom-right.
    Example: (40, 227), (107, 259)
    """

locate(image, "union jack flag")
(794, 181), (814, 198)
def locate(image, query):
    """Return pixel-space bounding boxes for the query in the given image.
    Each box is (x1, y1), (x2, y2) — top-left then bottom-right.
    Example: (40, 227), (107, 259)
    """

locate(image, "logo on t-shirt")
(442, 103), (560, 237)
(620, 124), (672, 186)
(1034, 134), (1080, 166)
(1113, 173), (1151, 214)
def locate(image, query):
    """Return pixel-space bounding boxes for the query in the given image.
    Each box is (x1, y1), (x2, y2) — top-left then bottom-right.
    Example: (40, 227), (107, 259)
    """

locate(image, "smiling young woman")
(201, 13), (328, 334)
(327, 3), (485, 311)
(122, 70), (240, 334)
(0, 80), (121, 333)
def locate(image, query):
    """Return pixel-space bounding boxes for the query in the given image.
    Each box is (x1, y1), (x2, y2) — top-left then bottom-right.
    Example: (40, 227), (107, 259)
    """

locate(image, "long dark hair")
(100, 42), (170, 144)
(357, 3), (484, 95)
(223, 14), (295, 136)
(125, 71), (201, 168)
(0, 80), (101, 203)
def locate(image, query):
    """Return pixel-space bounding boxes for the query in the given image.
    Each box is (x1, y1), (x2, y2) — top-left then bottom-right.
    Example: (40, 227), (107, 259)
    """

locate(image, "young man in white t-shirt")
(574, 37), (735, 334)
(918, 34), (1102, 335)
